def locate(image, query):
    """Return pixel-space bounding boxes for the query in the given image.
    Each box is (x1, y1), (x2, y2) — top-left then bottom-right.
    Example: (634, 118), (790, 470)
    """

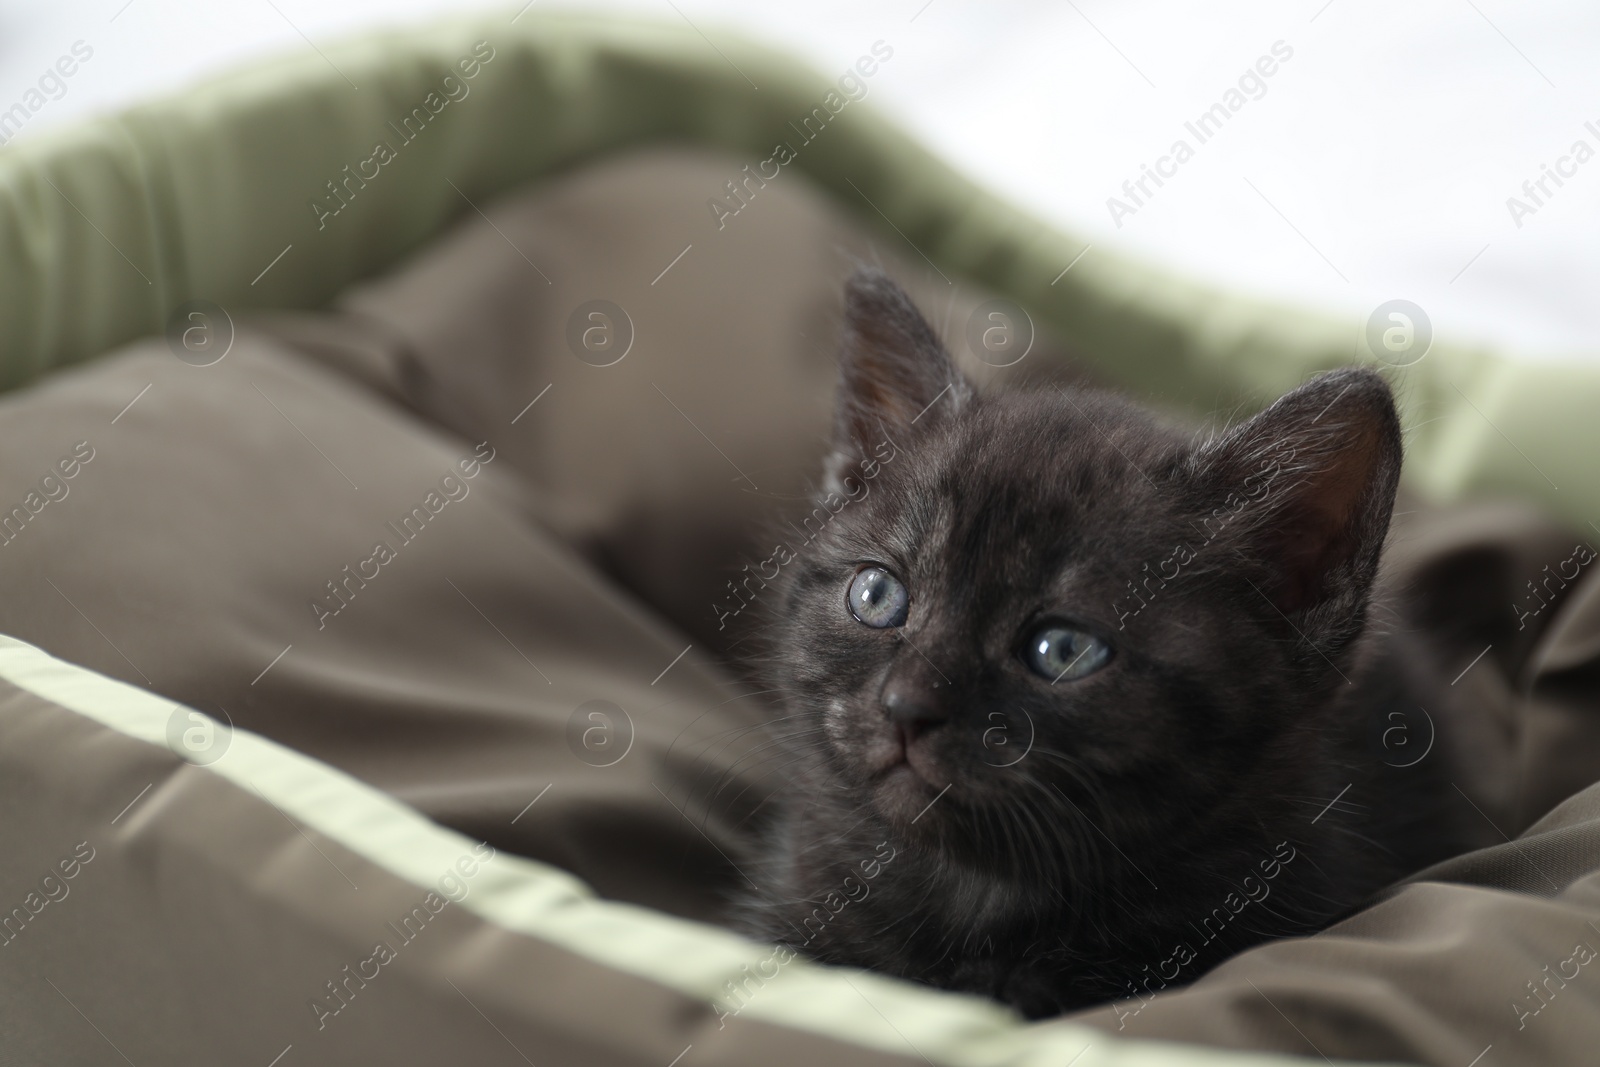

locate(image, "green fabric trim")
(0, 638), (1379, 1067)
(0, 9), (1592, 532)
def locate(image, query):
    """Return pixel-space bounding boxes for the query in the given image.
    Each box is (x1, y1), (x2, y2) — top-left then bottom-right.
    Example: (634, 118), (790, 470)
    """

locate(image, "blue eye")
(847, 566), (909, 628)
(1025, 624), (1111, 682)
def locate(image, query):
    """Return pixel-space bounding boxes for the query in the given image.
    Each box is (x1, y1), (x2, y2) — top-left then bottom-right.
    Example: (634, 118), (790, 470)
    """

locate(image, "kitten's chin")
(847, 726), (950, 827)
(871, 763), (945, 827)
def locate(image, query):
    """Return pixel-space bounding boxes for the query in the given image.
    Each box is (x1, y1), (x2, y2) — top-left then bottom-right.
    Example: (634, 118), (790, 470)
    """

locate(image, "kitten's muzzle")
(872, 676), (955, 811)
(883, 677), (950, 745)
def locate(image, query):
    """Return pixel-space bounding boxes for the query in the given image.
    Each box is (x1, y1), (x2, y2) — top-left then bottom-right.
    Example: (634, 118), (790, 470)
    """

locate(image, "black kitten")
(735, 268), (1471, 1018)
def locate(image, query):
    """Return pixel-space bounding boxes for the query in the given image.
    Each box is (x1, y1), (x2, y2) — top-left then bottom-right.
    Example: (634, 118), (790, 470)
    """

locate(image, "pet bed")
(1, 10), (1598, 1066)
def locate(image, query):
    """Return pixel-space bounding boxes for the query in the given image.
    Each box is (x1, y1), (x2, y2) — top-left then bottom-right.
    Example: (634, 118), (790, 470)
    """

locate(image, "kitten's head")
(772, 268), (1401, 872)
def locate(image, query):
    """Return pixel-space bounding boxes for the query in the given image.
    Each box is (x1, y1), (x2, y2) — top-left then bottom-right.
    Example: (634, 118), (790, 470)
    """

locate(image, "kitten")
(735, 267), (1472, 1018)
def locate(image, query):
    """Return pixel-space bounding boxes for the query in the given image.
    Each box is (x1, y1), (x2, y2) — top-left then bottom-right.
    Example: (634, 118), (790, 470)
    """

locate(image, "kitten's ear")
(830, 268), (972, 471)
(1188, 369), (1401, 649)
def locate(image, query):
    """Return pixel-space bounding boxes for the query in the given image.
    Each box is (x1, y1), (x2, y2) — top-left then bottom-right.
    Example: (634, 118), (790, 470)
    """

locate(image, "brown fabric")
(0, 319), (769, 924)
(0, 668), (928, 1067)
(2, 146), (1600, 1064)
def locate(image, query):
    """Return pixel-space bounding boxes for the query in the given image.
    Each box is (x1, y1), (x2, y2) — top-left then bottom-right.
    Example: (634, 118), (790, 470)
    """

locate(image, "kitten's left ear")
(1187, 368), (1402, 654)
(829, 268), (973, 478)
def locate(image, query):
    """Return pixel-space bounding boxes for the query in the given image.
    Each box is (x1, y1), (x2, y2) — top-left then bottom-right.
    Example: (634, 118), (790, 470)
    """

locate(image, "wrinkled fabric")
(0, 149), (1595, 1066)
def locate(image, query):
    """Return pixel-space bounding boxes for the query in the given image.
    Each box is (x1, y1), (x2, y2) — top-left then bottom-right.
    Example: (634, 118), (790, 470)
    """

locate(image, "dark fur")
(733, 268), (1472, 1017)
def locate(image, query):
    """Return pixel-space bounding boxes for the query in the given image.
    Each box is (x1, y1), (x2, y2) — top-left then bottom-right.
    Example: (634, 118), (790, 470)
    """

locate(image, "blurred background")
(3, 0), (1595, 363)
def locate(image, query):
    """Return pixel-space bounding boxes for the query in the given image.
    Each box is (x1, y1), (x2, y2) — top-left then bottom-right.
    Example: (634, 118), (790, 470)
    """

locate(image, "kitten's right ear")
(1186, 368), (1402, 656)
(830, 268), (972, 474)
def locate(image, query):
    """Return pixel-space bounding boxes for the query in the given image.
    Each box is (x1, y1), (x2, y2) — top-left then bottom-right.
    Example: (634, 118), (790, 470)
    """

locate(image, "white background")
(3, 1), (1596, 364)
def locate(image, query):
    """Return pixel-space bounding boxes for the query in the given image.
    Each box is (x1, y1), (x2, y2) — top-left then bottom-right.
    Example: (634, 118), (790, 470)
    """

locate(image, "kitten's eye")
(847, 566), (909, 628)
(1025, 624), (1111, 682)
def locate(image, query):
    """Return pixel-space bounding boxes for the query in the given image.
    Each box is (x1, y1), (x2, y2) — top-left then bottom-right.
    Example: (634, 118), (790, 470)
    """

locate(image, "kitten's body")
(736, 271), (1473, 1017)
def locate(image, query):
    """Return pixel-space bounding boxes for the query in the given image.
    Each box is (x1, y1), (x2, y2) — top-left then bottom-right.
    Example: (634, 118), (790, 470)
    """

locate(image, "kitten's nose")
(882, 678), (950, 739)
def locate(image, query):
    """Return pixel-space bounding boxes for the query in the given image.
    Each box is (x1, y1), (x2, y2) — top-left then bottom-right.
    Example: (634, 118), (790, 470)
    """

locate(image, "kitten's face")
(771, 270), (1400, 870)
(778, 395), (1277, 851)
